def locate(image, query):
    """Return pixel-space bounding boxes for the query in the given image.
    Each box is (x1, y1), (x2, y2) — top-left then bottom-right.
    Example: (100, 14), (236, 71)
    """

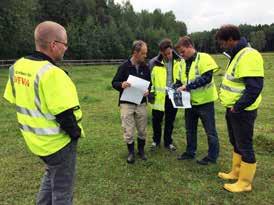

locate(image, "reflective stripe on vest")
(180, 53), (218, 105)
(9, 65), (16, 98)
(219, 47), (263, 110)
(183, 53), (210, 89)
(230, 48), (253, 76)
(154, 87), (166, 93)
(221, 48), (253, 93)
(194, 54), (200, 78)
(10, 63), (61, 135)
(16, 105), (55, 120)
(34, 63), (55, 118)
(152, 103), (164, 111)
(151, 59), (182, 111)
(220, 84), (243, 93)
(224, 74), (243, 83)
(19, 124), (61, 135)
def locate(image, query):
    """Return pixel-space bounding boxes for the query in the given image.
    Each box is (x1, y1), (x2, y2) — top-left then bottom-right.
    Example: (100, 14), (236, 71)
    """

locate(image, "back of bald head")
(34, 21), (66, 50)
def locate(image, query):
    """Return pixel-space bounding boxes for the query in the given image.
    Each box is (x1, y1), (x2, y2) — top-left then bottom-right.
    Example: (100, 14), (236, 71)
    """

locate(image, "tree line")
(0, 0), (273, 60)
(190, 24), (274, 54)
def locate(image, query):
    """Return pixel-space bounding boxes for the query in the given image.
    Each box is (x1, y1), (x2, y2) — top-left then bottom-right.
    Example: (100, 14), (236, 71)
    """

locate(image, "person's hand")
(70, 127), (81, 141)
(177, 85), (187, 92)
(143, 90), (149, 97)
(230, 107), (237, 113)
(147, 92), (155, 104)
(121, 81), (131, 89)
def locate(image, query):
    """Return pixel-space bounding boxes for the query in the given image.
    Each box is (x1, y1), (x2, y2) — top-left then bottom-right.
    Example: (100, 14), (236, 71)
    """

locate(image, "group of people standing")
(112, 24), (264, 193)
(3, 21), (264, 204)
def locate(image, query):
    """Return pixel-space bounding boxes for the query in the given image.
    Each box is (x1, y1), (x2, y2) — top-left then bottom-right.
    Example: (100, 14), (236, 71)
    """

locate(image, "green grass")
(0, 54), (274, 205)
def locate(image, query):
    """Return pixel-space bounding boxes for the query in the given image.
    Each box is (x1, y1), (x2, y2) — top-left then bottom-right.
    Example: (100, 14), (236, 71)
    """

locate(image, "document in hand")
(166, 87), (192, 109)
(120, 75), (150, 104)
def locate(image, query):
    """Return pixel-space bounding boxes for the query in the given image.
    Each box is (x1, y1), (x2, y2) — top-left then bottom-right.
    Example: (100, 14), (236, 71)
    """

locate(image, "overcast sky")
(114, 0), (274, 33)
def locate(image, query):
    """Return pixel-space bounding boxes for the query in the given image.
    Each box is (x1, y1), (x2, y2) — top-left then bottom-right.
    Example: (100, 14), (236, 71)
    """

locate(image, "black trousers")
(152, 95), (178, 147)
(225, 109), (257, 163)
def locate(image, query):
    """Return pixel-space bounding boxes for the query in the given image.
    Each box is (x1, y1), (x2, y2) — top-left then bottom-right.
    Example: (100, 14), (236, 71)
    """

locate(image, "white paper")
(120, 75), (150, 104)
(166, 87), (192, 109)
(181, 91), (192, 108)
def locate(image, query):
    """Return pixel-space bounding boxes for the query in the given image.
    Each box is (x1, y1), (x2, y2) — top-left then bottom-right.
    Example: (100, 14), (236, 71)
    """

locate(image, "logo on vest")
(14, 76), (30, 87)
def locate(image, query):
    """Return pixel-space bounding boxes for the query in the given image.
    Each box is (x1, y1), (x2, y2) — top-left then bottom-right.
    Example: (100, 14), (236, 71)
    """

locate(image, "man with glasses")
(3, 21), (84, 204)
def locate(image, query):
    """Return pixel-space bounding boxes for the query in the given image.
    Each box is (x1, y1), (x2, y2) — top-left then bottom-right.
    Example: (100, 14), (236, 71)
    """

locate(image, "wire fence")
(0, 59), (125, 68)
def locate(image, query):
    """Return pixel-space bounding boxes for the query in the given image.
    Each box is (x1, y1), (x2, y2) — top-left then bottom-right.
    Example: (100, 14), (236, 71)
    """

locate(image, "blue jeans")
(36, 140), (78, 205)
(184, 102), (219, 160)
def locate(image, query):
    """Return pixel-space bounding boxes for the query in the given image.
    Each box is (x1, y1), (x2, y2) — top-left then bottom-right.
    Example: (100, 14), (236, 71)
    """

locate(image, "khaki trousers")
(120, 103), (147, 144)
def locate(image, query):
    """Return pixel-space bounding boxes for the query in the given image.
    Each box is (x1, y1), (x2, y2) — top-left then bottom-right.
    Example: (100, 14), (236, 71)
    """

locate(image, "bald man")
(34, 21), (68, 61)
(3, 21), (84, 204)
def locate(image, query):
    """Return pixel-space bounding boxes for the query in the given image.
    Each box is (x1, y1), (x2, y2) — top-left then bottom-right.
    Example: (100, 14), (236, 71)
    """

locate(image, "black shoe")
(196, 156), (216, 165)
(177, 152), (195, 160)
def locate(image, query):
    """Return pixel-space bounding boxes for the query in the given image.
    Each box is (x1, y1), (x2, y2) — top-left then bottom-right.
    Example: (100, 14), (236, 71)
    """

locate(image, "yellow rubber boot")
(224, 161), (256, 192)
(218, 152), (241, 180)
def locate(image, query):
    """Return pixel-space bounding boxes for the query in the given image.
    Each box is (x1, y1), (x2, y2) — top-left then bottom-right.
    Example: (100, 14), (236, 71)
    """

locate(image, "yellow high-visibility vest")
(151, 59), (181, 111)
(3, 58), (84, 156)
(219, 47), (264, 110)
(179, 52), (218, 105)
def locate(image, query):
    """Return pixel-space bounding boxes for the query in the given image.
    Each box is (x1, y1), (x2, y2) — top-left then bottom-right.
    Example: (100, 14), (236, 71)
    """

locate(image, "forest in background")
(0, 0), (273, 59)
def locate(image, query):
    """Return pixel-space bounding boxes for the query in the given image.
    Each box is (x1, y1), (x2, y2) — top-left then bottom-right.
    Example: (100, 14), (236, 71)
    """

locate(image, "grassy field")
(0, 53), (274, 205)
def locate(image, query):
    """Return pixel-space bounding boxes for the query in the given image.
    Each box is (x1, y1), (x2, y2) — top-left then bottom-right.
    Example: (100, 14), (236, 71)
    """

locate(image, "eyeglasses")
(54, 40), (68, 47)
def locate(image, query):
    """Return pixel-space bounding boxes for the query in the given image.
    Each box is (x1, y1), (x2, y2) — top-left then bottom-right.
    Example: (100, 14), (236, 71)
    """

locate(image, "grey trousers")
(36, 140), (78, 205)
